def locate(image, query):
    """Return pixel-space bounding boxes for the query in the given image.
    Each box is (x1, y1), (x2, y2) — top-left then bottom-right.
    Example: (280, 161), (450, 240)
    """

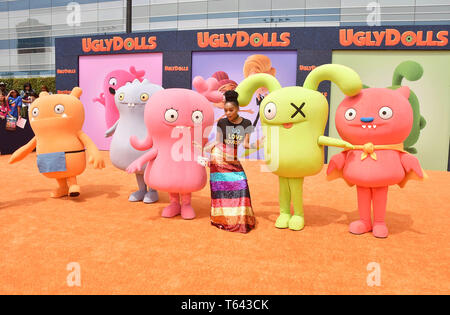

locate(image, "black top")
(217, 117), (254, 157)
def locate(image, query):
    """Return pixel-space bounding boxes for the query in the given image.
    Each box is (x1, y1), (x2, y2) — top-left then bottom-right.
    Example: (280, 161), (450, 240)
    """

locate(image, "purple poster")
(192, 50), (297, 160)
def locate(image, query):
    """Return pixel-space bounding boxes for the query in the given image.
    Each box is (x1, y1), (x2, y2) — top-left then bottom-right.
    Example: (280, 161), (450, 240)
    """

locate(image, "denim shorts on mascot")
(9, 88), (105, 198)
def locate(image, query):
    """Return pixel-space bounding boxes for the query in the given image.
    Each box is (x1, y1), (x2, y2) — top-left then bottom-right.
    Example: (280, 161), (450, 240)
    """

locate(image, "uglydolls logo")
(197, 31), (291, 48)
(57, 69), (76, 74)
(82, 36), (157, 53)
(339, 29), (448, 47)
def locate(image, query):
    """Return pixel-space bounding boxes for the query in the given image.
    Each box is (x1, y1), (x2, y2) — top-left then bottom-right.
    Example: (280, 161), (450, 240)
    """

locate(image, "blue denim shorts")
(37, 152), (67, 173)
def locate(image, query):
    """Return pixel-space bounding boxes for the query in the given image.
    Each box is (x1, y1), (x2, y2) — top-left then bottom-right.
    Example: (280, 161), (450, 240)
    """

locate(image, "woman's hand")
(197, 156), (209, 167)
(199, 140), (218, 155)
(204, 142), (216, 154)
(255, 136), (265, 148)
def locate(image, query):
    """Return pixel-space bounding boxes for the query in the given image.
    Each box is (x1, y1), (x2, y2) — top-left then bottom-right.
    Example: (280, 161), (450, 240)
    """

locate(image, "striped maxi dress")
(209, 144), (256, 233)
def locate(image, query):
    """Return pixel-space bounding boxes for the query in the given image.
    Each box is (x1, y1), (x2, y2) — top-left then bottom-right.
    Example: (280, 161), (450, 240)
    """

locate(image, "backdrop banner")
(18, 26), (450, 170)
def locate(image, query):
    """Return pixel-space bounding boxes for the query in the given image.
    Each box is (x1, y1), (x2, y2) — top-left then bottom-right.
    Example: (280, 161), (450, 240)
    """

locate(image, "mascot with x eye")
(236, 64), (362, 231)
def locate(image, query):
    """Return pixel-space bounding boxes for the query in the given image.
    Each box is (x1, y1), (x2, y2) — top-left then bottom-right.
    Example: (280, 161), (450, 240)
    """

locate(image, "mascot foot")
(373, 223), (388, 239)
(68, 185), (80, 197)
(181, 204), (196, 220)
(143, 189), (159, 204)
(129, 190), (146, 202)
(349, 220), (372, 235)
(50, 187), (69, 198)
(275, 213), (291, 229)
(289, 215), (305, 231)
(162, 203), (181, 218)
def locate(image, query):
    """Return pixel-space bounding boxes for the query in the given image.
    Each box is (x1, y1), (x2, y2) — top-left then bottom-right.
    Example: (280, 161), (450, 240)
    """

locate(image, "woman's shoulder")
(241, 117), (252, 126)
(217, 117), (228, 125)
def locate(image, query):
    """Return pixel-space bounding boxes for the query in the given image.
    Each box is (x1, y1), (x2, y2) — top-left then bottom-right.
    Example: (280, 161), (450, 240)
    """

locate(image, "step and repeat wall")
(49, 26), (449, 170)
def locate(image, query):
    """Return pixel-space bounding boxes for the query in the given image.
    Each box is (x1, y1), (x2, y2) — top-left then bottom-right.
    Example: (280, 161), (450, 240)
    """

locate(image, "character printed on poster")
(211, 71), (255, 122)
(243, 54), (277, 126)
(79, 53), (163, 150)
(242, 55), (277, 158)
(92, 66), (145, 129)
(192, 51), (297, 160)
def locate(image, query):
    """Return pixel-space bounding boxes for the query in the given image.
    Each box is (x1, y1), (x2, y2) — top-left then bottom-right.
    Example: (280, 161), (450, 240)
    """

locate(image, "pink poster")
(79, 53), (163, 150)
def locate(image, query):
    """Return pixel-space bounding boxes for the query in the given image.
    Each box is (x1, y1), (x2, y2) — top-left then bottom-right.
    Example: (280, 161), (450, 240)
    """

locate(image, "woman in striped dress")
(200, 90), (262, 233)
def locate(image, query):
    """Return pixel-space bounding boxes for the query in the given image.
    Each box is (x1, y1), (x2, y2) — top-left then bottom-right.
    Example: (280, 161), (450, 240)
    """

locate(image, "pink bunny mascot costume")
(127, 76), (222, 219)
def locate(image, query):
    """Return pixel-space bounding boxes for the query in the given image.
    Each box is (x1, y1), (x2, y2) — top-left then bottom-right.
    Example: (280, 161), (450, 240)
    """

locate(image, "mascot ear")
(39, 92), (49, 98)
(396, 86), (410, 100)
(192, 76), (223, 103)
(392, 60), (423, 86)
(303, 64), (362, 97)
(130, 66), (146, 79)
(235, 73), (282, 107)
(71, 87), (82, 99)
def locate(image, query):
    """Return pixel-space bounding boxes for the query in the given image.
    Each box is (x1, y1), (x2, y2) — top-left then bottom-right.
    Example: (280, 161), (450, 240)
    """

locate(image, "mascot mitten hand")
(88, 152), (105, 169)
(400, 153), (423, 178)
(327, 152), (346, 175)
(126, 160), (144, 174)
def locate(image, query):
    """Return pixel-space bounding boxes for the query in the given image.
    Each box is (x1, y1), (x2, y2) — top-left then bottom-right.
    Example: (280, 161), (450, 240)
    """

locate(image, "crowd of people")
(0, 82), (52, 123)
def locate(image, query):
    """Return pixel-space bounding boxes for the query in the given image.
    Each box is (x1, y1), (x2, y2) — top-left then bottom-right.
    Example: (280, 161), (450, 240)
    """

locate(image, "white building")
(0, 0), (449, 77)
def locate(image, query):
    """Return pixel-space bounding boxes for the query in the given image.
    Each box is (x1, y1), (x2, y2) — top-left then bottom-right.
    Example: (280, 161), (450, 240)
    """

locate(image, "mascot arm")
(8, 137), (37, 164)
(126, 149), (157, 174)
(105, 120), (119, 138)
(400, 153), (423, 178)
(78, 131), (105, 169)
(318, 136), (354, 149)
(327, 152), (347, 175)
(93, 93), (106, 105)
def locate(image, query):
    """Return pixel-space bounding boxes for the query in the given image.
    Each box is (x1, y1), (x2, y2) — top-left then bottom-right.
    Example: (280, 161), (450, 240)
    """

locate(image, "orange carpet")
(0, 151), (449, 295)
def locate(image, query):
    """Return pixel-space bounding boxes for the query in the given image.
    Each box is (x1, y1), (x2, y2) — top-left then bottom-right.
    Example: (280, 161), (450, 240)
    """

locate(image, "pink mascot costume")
(127, 76), (222, 219)
(327, 87), (425, 238)
(93, 66), (146, 128)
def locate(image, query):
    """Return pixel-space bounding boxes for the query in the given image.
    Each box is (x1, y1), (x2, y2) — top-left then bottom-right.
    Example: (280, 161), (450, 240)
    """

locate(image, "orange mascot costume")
(9, 87), (105, 198)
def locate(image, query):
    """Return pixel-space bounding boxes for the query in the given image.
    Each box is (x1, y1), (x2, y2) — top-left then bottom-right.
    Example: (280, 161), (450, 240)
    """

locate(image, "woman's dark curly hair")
(224, 90), (239, 108)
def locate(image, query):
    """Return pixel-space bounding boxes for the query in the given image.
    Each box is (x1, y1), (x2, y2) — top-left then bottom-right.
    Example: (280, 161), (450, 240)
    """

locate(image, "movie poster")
(79, 53), (163, 150)
(192, 50), (297, 160)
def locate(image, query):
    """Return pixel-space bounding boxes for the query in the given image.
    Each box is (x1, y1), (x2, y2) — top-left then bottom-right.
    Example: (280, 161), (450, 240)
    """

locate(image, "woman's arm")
(242, 133), (251, 149)
(204, 129), (222, 154)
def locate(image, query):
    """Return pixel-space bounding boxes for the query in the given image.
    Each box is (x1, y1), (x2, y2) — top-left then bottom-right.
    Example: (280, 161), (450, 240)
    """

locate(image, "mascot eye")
(140, 93), (149, 102)
(32, 107), (39, 117)
(54, 104), (65, 114)
(118, 93), (125, 101)
(192, 110), (203, 124)
(165, 109), (178, 123)
(379, 106), (393, 120)
(264, 102), (277, 120)
(345, 108), (357, 121)
(109, 78), (117, 86)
